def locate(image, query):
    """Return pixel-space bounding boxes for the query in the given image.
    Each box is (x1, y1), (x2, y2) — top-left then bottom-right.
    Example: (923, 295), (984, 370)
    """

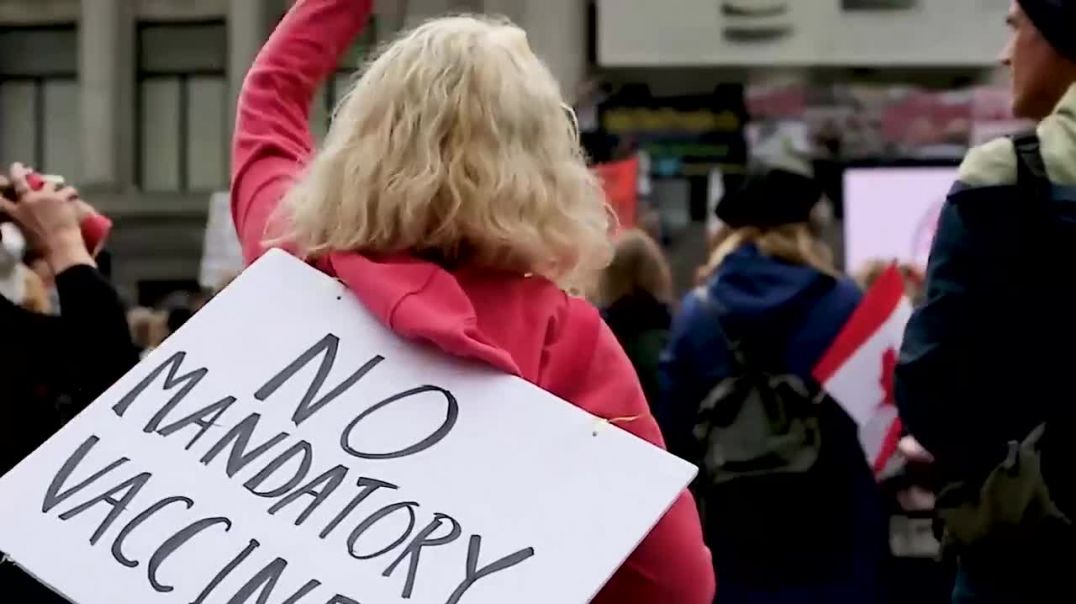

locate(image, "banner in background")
(748, 84), (1021, 162)
(814, 265), (912, 477)
(0, 250), (695, 604)
(600, 88), (748, 178)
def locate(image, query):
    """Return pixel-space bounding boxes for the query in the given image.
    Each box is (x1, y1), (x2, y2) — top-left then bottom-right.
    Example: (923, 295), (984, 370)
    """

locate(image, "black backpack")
(691, 287), (825, 486)
(689, 280), (868, 581)
(936, 132), (1073, 559)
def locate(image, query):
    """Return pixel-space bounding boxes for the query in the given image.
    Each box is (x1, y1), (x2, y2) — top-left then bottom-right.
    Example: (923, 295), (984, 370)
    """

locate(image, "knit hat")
(1018, 0), (1076, 63)
(715, 167), (822, 229)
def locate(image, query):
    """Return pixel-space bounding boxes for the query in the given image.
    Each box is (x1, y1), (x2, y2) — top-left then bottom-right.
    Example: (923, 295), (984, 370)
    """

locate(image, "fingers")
(71, 198), (96, 220)
(9, 163), (32, 198)
(8, 163), (59, 199)
(57, 186), (80, 203)
(0, 175), (12, 207)
(0, 195), (16, 217)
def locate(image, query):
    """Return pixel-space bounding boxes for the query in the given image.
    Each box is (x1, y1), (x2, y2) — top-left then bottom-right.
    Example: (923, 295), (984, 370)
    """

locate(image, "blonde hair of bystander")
(702, 223), (836, 280)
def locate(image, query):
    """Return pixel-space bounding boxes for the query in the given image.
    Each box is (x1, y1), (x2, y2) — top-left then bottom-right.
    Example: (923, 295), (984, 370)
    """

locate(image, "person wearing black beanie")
(897, 2), (1076, 604)
(1005, 0), (1076, 118)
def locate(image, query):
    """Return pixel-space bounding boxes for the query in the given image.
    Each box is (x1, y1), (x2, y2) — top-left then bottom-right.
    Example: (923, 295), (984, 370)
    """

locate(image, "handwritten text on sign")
(0, 250), (695, 604)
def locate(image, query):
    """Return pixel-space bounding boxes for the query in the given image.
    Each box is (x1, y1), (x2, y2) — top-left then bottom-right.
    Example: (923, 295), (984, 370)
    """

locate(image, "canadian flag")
(813, 265), (913, 478)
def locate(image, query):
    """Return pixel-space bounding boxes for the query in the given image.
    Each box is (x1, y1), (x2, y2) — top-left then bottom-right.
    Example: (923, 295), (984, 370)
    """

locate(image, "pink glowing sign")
(843, 167), (957, 274)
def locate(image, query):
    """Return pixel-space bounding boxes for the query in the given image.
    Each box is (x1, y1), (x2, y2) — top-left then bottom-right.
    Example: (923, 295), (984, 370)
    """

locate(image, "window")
(310, 16), (378, 140)
(137, 21), (227, 192)
(0, 27), (81, 182)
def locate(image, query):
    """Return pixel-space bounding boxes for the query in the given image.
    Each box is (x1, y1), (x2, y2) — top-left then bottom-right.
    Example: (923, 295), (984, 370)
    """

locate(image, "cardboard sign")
(0, 250), (695, 604)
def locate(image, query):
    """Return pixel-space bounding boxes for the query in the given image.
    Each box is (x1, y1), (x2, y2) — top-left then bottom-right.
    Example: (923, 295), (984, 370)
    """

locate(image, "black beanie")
(715, 168), (822, 230)
(1019, 0), (1076, 63)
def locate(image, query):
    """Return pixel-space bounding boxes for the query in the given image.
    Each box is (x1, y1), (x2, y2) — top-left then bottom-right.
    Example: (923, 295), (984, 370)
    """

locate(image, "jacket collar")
(1054, 82), (1076, 118)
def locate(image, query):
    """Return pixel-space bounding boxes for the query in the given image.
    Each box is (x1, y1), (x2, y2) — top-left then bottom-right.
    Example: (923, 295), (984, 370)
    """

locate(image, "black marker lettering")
(319, 477), (398, 539)
(326, 597), (360, 604)
(200, 413), (289, 477)
(156, 396), (237, 450)
(347, 502), (418, 560)
(148, 516), (232, 593)
(111, 351), (207, 428)
(42, 435), (128, 513)
(224, 557), (320, 604)
(254, 334), (384, 427)
(244, 441), (313, 499)
(192, 538), (261, 604)
(111, 496), (193, 568)
(268, 464), (348, 526)
(383, 513), (462, 599)
(340, 386), (458, 460)
(444, 536), (535, 604)
(282, 581), (323, 604)
(58, 472), (152, 545)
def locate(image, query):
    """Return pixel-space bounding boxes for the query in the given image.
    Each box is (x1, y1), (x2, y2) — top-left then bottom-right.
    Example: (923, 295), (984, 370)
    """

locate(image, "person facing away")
(598, 229), (674, 409)
(231, 1), (715, 602)
(657, 165), (887, 603)
(896, 1), (1076, 601)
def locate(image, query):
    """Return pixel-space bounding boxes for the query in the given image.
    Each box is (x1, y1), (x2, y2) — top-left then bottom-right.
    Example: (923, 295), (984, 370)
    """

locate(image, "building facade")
(0, 0), (588, 299)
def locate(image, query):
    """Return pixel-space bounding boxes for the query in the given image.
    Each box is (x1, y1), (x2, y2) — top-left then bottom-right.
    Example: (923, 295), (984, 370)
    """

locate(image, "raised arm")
(231, 0), (373, 263)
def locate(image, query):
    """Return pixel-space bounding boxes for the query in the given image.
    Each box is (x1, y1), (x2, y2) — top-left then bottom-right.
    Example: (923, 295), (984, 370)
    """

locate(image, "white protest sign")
(0, 249), (696, 604)
(199, 192), (245, 289)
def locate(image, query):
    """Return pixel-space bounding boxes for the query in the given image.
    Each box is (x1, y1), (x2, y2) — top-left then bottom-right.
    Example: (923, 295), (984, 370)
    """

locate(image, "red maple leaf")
(880, 347), (897, 409)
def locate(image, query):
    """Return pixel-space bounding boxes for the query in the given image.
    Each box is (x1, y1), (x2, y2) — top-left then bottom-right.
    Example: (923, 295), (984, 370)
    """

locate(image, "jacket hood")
(321, 251), (524, 376)
(706, 244), (834, 327)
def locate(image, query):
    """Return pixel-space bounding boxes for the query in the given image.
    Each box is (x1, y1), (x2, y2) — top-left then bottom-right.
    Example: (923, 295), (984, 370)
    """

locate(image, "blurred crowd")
(4, 0), (1076, 603)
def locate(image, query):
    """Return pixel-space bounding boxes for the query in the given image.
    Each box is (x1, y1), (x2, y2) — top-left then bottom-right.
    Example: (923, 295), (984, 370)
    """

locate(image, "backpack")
(689, 281), (871, 581)
(691, 285), (827, 487)
(935, 132), (1073, 561)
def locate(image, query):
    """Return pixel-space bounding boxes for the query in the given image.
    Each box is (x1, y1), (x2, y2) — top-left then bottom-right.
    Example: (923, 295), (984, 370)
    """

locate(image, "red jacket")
(231, 1), (715, 602)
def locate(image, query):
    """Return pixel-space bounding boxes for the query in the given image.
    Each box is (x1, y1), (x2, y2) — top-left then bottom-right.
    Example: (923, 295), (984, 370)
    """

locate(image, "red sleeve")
(231, 0), (373, 263)
(543, 303), (716, 604)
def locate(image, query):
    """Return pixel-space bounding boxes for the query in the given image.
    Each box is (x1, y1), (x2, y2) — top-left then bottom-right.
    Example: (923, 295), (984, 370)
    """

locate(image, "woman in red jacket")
(231, 1), (714, 602)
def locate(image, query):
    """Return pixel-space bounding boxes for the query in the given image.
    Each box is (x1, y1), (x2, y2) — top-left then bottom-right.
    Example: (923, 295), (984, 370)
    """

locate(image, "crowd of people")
(3, 0), (1076, 602)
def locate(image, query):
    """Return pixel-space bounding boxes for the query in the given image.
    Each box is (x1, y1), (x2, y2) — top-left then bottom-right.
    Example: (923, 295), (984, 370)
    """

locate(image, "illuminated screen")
(843, 167), (958, 273)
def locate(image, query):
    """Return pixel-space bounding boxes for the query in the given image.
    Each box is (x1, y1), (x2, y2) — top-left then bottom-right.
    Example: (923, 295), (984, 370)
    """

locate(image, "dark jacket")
(657, 244), (886, 589)
(0, 264), (138, 602)
(603, 291), (671, 409)
(896, 84), (1076, 518)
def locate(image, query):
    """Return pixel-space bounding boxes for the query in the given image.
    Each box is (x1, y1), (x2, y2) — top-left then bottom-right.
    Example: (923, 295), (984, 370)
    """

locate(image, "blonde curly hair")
(279, 15), (613, 287)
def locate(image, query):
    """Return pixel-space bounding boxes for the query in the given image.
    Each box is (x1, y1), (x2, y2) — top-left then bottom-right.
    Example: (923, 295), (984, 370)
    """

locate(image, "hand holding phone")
(0, 166), (111, 256)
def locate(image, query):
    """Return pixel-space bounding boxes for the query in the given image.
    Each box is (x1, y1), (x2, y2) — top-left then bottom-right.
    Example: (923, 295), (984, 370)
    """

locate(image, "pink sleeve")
(543, 305), (716, 604)
(231, 0), (373, 263)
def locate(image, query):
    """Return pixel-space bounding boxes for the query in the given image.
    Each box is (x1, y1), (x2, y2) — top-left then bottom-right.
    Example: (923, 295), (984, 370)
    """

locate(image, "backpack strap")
(1012, 131), (1050, 204)
(1010, 131), (1056, 274)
